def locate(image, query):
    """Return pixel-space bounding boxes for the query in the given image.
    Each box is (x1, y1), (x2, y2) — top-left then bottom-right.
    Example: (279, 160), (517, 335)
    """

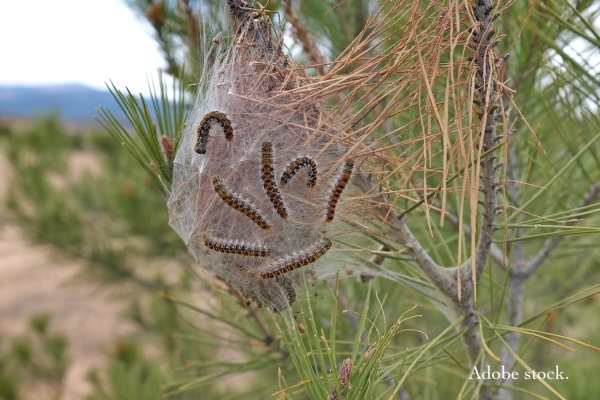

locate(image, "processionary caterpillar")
(325, 159), (354, 222)
(257, 238), (332, 279)
(203, 234), (271, 257)
(212, 175), (271, 229)
(279, 277), (297, 305)
(280, 157), (317, 188)
(254, 278), (297, 313)
(261, 142), (288, 219)
(195, 111), (233, 154)
(267, 277), (297, 313)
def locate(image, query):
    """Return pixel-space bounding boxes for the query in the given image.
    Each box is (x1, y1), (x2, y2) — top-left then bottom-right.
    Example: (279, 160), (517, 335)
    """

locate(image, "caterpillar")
(279, 277), (297, 306)
(261, 142), (288, 219)
(257, 238), (332, 279)
(254, 278), (296, 313)
(280, 157), (317, 188)
(194, 111), (233, 154)
(212, 175), (271, 230)
(325, 159), (354, 222)
(203, 234), (271, 257)
(267, 276), (297, 313)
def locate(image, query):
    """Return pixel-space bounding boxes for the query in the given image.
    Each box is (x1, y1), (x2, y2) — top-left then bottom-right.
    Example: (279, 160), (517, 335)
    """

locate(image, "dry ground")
(0, 148), (137, 399)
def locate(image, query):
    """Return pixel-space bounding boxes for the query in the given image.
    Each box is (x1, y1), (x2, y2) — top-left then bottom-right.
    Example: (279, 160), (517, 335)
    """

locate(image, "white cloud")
(0, 0), (166, 95)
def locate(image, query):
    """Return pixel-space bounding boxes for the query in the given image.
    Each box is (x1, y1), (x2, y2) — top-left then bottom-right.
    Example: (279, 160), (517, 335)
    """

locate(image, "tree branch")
(430, 196), (507, 269)
(282, 0), (328, 75)
(462, 0), (503, 292)
(354, 174), (456, 298)
(523, 178), (600, 277)
(497, 276), (525, 399)
(179, 0), (200, 53)
(505, 137), (526, 259)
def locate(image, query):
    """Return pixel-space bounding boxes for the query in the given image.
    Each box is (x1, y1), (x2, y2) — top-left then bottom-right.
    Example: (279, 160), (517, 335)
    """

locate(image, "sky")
(0, 0), (166, 95)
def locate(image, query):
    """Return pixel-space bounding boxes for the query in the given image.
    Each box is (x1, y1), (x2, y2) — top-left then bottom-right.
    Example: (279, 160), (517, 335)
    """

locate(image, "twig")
(523, 178), (600, 276)
(502, 137), (526, 270)
(360, 244), (389, 284)
(179, 0), (200, 54)
(144, 3), (182, 77)
(282, 0), (328, 75)
(497, 275), (524, 399)
(492, 125), (532, 389)
(226, 282), (276, 345)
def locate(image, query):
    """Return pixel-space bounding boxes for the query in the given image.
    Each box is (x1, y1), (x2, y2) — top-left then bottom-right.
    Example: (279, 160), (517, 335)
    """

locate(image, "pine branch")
(459, 1), (505, 397)
(462, 0), (503, 288)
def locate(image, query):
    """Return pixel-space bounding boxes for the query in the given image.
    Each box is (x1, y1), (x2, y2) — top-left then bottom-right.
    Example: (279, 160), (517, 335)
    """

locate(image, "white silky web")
(167, 8), (356, 311)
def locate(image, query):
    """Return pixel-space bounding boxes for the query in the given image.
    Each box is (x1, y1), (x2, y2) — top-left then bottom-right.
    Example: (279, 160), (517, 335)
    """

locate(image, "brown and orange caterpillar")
(212, 175), (271, 229)
(325, 159), (354, 222)
(280, 157), (317, 188)
(261, 142), (288, 219)
(194, 111), (233, 154)
(203, 234), (271, 257)
(257, 238), (332, 279)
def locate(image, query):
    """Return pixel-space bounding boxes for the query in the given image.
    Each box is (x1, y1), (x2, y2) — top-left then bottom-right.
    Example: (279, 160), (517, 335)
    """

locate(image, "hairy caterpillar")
(257, 238), (332, 279)
(203, 234), (271, 257)
(280, 157), (318, 188)
(280, 279), (297, 306)
(195, 111), (233, 154)
(252, 276), (298, 313)
(211, 175), (271, 229)
(326, 160), (354, 222)
(268, 277), (297, 313)
(261, 142), (288, 219)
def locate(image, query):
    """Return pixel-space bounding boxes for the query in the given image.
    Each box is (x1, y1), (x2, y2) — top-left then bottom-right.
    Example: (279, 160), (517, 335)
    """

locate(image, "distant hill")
(0, 84), (135, 126)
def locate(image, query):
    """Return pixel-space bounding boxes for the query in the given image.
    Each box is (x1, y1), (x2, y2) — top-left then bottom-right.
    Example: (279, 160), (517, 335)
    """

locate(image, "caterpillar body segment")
(195, 111), (233, 154)
(261, 142), (288, 219)
(203, 234), (271, 257)
(267, 277), (297, 313)
(325, 159), (354, 222)
(280, 157), (317, 188)
(280, 278), (297, 306)
(211, 175), (271, 229)
(257, 238), (332, 279)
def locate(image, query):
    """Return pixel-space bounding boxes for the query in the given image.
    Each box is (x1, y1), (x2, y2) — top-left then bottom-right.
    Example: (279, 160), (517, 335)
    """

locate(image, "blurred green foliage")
(0, 314), (69, 400)
(4, 113), (187, 287)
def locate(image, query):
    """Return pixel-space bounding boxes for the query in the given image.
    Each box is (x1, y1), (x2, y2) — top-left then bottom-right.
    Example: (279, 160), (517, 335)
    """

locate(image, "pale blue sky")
(0, 0), (165, 95)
